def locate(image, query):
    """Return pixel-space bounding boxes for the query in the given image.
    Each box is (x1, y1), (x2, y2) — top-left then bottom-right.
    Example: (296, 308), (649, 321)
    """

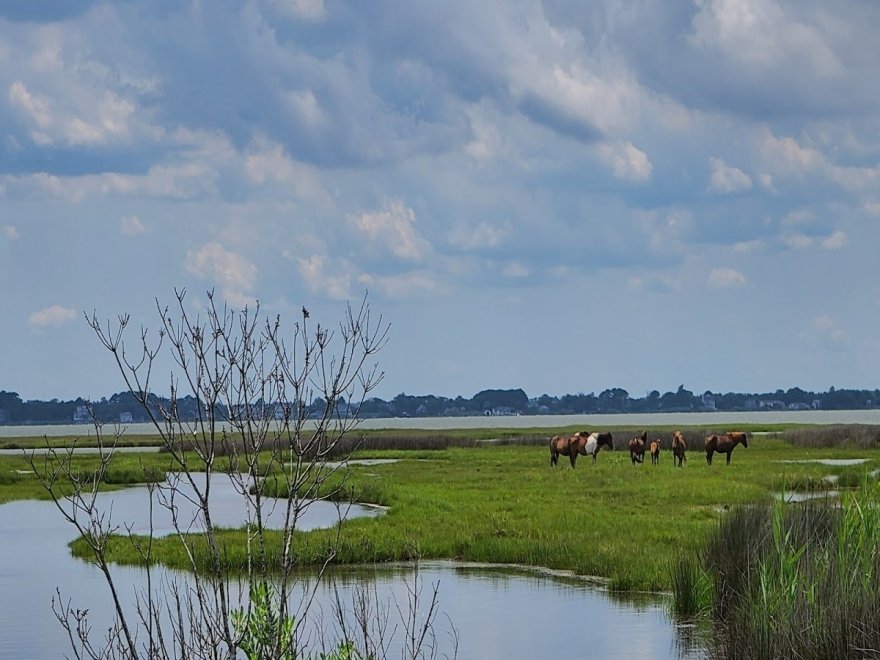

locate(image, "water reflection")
(0, 482), (707, 659)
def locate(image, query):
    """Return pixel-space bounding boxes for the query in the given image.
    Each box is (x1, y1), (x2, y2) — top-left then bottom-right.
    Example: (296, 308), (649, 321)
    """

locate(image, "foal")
(649, 438), (661, 465)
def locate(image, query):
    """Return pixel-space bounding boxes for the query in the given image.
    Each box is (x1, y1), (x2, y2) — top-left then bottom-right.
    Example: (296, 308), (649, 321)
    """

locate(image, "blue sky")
(2, 0), (879, 402)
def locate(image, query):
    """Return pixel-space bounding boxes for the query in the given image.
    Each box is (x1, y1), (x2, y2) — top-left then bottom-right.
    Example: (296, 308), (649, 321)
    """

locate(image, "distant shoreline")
(3, 409), (880, 438)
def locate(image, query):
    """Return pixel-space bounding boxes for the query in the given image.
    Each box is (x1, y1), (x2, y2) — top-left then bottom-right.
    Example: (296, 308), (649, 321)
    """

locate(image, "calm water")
(0, 478), (706, 659)
(3, 409), (880, 438)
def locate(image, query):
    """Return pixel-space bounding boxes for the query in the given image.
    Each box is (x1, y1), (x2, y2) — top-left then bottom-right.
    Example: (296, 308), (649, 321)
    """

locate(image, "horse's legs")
(570, 453), (577, 468)
(726, 452), (732, 466)
(550, 450), (556, 467)
(592, 452), (597, 463)
(706, 451), (713, 465)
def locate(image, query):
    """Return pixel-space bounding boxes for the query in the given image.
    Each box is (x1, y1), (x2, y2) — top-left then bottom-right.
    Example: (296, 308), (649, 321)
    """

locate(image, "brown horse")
(549, 433), (578, 468)
(671, 430), (687, 467)
(628, 431), (648, 464)
(705, 431), (748, 465)
(649, 438), (661, 465)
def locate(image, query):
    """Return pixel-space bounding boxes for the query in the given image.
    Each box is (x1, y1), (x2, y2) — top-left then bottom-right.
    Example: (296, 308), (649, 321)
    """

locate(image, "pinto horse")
(649, 438), (661, 465)
(705, 431), (748, 465)
(549, 431), (613, 467)
(628, 431), (648, 465)
(572, 431), (613, 466)
(671, 430), (687, 467)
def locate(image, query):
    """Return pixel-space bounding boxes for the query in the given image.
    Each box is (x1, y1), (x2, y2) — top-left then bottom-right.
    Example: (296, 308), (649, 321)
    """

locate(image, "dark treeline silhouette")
(1, 384), (879, 425)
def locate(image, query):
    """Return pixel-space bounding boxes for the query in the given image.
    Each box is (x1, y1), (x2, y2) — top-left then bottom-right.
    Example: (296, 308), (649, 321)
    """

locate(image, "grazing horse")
(649, 438), (661, 465)
(705, 431), (748, 465)
(550, 431), (612, 467)
(671, 431), (687, 467)
(628, 431), (648, 465)
(571, 431), (613, 465)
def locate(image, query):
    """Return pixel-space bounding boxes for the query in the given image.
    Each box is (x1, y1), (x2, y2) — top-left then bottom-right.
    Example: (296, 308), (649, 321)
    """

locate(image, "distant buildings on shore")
(0, 386), (877, 425)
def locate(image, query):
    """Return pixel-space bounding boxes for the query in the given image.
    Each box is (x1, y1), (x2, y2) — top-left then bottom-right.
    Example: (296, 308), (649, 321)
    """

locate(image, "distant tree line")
(2, 384), (879, 425)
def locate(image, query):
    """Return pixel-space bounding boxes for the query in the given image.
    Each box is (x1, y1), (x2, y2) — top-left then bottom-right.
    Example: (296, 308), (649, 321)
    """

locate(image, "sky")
(1, 0), (880, 403)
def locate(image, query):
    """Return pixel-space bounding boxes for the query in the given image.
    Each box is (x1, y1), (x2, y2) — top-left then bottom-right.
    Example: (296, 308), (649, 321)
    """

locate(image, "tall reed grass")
(674, 477), (880, 658)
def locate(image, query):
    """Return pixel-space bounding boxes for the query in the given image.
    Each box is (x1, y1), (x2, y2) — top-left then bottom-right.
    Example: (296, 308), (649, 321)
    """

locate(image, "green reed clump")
(670, 555), (711, 617)
(688, 478), (880, 659)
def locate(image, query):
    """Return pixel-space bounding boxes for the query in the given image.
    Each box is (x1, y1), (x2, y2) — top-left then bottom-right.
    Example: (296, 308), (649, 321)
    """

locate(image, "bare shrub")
(26, 290), (456, 659)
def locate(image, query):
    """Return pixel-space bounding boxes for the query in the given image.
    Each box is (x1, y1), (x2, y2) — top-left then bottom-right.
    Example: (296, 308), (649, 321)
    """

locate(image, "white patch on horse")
(585, 433), (599, 455)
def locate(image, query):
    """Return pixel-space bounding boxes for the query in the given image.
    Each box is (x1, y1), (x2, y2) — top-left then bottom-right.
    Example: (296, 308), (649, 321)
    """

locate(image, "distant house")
(73, 405), (91, 423)
(759, 399), (786, 410)
(701, 393), (717, 411)
(119, 412), (134, 424)
(787, 402), (811, 411)
(488, 406), (519, 416)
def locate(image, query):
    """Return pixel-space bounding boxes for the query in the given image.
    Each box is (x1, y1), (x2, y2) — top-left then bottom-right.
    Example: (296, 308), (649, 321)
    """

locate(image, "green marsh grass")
(5, 424), (880, 597)
(66, 433), (880, 592)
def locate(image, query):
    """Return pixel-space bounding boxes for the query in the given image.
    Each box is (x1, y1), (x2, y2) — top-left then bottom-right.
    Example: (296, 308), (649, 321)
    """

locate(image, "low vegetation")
(0, 426), (866, 592)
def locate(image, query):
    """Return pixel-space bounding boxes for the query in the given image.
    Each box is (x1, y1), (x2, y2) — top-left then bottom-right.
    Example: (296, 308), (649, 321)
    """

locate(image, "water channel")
(0, 472), (706, 659)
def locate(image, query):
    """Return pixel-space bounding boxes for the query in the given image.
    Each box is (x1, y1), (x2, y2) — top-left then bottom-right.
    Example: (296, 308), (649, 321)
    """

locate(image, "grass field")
(3, 426), (875, 593)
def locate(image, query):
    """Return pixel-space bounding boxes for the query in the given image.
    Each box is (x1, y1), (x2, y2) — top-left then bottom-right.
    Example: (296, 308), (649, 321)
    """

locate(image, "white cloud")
(828, 163), (880, 192)
(285, 89), (327, 130)
(351, 200), (430, 262)
(185, 242), (258, 305)
(277, 0), (326, 20)
(120, 215), (144, 236)
(243, 138), (329, 202)
(3, 161), (221, 202)
(599, 141), (652, 182)
(709, 157), (752, 193)
(708, 267), (747, 288)
(800, 315), (848, 348)
(357, 271), (441, 298)
(29, 305), (77, 328)
(3, 225), (18, 240)
(821, 230), (847, 250)
(733, 239), (765, 253)
(9, 81), (52, 135)
(864, 201), (880, 217)
(690, 0), (841, 75)
(782, 209), (813, 227)
(783, 233), (813, 250)
(448, 222), (507, 250)
(9, 80), (136, 147)
(465, 109), (503, 163)
(296, 254), (352, 300)
(759, 129), (824, 175)
(757, 173), (776, 192)
(502, 261), (529, 277)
